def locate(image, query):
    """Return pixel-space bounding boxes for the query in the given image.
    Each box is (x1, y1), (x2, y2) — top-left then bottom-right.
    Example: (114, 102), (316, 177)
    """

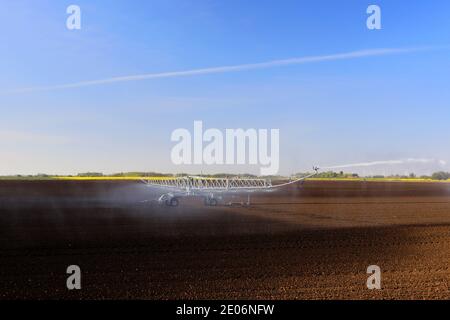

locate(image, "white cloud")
(6, 46), (432, 94)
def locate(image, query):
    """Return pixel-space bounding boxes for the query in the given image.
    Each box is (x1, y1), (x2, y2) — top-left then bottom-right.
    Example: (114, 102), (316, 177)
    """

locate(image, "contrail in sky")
(4, 46), (435, 94)
(321, 158), (447, 170)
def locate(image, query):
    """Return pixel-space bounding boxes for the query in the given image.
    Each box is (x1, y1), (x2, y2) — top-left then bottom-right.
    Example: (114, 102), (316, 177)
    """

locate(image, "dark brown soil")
(1, 180), (450, 299)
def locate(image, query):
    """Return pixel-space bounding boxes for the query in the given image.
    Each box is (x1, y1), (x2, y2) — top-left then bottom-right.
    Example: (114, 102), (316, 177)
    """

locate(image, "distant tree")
(431, 171), (450, 180)
(77, 172), (103, 177)
(111, 172), (125, 177)
(36, 173), (50, 177)
(317, 171), (339, 178)
(175, 173), (189, 177)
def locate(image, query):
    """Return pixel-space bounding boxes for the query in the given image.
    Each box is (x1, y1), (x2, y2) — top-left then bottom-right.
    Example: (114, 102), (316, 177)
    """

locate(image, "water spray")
(317, 158), (447, 171)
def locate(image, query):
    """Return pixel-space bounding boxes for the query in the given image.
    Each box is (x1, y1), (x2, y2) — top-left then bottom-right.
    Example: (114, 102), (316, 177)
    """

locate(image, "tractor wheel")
(169, 198), (179, 207)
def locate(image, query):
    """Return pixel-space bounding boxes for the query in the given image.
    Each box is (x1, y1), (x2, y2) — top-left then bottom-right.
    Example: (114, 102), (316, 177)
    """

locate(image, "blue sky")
(1, 0), (449, 175)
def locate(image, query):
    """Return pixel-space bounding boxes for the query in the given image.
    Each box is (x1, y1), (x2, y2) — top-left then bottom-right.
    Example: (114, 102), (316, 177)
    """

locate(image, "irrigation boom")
(141, 167), (319, 207)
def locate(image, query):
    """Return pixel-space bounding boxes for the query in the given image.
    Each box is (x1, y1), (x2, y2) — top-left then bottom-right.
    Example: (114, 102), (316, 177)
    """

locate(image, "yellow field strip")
(52, 176), (450, 183)
(55, 176), (177, 181)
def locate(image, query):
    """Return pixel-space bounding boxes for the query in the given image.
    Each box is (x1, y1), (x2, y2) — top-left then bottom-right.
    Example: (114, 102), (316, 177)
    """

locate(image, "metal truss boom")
(142, 176), (272, 191)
